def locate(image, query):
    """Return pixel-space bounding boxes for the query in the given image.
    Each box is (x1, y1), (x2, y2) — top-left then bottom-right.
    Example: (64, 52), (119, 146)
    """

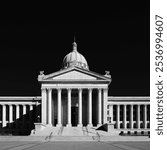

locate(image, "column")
(41, 88), (47, 124)
(48, 88), (52, 125)
(109, 105), (113, 123)
(16, 105), (20, 120)
(57, 88), (62, 126)
(67, 88), (71, 127)
(130, 104), (133, 129)
(29, 105), (33, 113)
(116, 105), (120, 129)
(78, 88), (83, 127)
(97, 88), (102, 126)
(35, 101), (40, 123)
(2, 105), (6, 127)
(16, 104), (20, 129)
(137, 104), (140, 129)
(23, 105), (26, 124)
(103, 88), (108, 124)
(144, 105), (147, 129)
(123, 105), (127, 129)
(30, 105), (33, 111)
(9, 105), (13, 123)
(23, 105), (26, 115)
(88, 88), (92, 127)
(29, 105), (33, 129)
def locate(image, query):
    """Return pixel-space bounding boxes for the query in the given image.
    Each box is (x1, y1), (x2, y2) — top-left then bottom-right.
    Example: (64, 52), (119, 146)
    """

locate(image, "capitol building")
(0, 41), (150, 136)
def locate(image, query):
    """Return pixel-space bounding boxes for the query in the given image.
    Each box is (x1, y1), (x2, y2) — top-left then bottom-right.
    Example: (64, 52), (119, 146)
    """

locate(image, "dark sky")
(0, 2), (150, 96)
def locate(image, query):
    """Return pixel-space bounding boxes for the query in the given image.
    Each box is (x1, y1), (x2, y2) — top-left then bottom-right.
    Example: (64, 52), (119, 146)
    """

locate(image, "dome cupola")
(63, 41), (89, 70)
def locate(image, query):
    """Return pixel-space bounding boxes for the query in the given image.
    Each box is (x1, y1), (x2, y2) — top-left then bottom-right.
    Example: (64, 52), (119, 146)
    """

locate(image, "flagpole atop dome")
(74, 35), (76, 43)
(73, 35), (77, 51)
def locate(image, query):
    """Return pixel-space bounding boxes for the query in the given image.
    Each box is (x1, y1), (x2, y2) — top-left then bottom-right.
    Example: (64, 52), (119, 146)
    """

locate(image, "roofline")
(0, 96), (150, 101)
(39, 66), (111, 82)
(108, 96), (150, 101)
(39, 80), (111, 84)
(0, 96), (41, 101)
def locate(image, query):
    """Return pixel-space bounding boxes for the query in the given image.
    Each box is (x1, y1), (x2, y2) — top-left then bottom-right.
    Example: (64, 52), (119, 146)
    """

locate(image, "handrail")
(58, 126), (63, 135)
(45, 132), (53, 141)
(96, 132), (100, 142)
(48, 132), (53, 140)
(60, 126), (64, 135)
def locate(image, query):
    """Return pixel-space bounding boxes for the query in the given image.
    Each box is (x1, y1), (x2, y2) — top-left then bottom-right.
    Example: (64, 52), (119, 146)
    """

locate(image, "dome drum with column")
(63, 42), (89, 70)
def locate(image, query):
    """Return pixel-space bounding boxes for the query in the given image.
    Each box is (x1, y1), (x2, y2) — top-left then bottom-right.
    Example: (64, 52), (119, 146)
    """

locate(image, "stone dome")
(63, 42), (89, 70)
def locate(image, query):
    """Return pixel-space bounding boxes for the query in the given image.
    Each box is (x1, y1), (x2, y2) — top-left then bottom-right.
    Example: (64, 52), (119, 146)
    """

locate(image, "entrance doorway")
(71, 106), (78, 126)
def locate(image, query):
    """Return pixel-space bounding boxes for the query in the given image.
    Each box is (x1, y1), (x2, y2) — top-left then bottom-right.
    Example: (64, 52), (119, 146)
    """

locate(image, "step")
(62, 127), (83, 136)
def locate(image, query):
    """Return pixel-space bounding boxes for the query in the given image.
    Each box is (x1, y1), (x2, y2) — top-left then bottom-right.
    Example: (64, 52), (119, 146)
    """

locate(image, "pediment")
(52, 70), (96, 80)
(39, 67), (111, 83)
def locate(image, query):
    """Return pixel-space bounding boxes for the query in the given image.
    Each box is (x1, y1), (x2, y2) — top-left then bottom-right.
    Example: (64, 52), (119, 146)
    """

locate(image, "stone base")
(87, 124), (93, 127)
(46, 124), (52, 127)
(77, 124), (83, 127)
(34, 123), (46, 131)
(107, 123), (115, 133)
(56, 124), (62, 127)
(66, 124), (72, 127)
(97, 124), (102, 127)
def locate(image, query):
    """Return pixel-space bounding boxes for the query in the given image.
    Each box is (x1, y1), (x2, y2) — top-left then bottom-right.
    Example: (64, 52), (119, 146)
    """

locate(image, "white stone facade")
(0, 96), (150, 135)
(38, 65), (111, 128)
(107, 97), (150, 130)
(0, 42), (150, 135)
(0, 97), (41, 135)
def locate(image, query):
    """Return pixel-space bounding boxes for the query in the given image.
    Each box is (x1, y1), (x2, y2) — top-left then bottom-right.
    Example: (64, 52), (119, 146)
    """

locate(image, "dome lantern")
(72, 41), (77, 51)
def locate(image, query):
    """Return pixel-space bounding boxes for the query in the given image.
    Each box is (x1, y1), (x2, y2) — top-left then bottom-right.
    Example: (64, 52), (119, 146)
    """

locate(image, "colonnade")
(0, 96), (150, 132)
(108, 104), (149, 129)
(0, 104), (34, 128)
(41, 87), (108, 127)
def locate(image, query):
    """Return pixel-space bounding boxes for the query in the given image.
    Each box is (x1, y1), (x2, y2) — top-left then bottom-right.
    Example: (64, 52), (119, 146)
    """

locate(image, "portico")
(39, 75), (110, 127)
(38, 41), (111, 128)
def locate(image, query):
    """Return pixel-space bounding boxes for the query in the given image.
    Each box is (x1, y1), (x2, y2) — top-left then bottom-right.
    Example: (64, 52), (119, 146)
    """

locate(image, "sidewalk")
(0, 135), (150, 142)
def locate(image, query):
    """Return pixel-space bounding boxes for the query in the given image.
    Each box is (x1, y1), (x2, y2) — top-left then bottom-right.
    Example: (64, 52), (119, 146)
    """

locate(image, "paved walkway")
(0, 141), (150, 150)
(0, 135), (149, 142)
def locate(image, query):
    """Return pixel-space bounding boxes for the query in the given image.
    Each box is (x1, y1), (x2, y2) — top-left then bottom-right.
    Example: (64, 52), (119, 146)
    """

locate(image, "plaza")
(0, 141), (150, 150)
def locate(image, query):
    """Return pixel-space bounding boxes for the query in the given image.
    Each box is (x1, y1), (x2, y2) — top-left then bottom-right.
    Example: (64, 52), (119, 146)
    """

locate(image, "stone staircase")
(31, 125), (119, 137)
(62, 127), (83, 136)
(31, 126), (61, 136)
(0, 126), (150, 142)
(26, 125), (150, 141)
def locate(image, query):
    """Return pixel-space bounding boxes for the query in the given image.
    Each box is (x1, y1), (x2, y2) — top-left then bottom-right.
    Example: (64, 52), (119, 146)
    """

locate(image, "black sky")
(0, 2), (150, 96)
